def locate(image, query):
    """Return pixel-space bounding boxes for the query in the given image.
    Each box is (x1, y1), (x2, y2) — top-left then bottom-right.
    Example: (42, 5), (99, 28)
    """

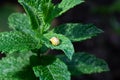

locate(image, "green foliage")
(0, 31), (38, 53)
(18, 1), (41, 30)
(18, 0), (84, 31)
(33, 56), (70, 80)
(0, 52), (37, 80)
(0, 0), (109, 80)
(8, 13), (35, 36)
(53, 23), (103, 42)
(57, 0), (84, 16)
(42, 32), (74, 60)
(57, 52), (109, 75)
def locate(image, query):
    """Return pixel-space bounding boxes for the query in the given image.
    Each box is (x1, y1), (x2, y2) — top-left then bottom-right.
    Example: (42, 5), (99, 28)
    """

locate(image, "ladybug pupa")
(50, 37), (60, 46)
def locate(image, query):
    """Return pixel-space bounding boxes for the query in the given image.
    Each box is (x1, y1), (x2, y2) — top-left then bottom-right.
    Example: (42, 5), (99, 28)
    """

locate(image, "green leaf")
(18, 0), (50, 31)
(0, 31), (38, 53)
(18, 1), (40, 30)
(0, 52), (37, 80)
(8, 13), (35, 36)
(53, 23), (103, 42)
(18, 0), (84, 31)
(42, 32), (74, 60)
(50, 0), (84, 22)
(33, 57), (70, 80)
(57, 52), (109, 75)
(57, 0), (84, 16)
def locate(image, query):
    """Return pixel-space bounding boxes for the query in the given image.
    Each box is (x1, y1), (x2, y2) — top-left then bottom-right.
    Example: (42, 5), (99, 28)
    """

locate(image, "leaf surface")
(18, 0), (84, 31)
(18, 1), (41, 30)
(57, 0), (84, 15)
(8, 13), (35, 36)
(33, 57), (70, 80)
(0, 31), (38, 53)
(42, 32), (74, 60)
(53, 23), (103, 42)
(0, 52), (37, 80)
(57, 52), (109, 75)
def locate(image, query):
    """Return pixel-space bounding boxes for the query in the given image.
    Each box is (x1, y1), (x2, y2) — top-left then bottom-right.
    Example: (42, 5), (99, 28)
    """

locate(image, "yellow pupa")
(50, 37), (60, 46)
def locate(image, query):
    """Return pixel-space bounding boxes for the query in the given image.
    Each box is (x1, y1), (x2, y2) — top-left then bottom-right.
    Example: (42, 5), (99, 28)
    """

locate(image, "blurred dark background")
(0, 0), (120, 80)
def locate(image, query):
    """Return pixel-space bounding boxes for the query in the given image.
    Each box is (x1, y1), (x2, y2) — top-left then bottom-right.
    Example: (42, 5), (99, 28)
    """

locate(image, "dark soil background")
(0, 0), (120, 80)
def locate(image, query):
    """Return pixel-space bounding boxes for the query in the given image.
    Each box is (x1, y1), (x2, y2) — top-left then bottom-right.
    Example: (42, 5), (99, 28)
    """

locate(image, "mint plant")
(0, 0), (109, 80)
